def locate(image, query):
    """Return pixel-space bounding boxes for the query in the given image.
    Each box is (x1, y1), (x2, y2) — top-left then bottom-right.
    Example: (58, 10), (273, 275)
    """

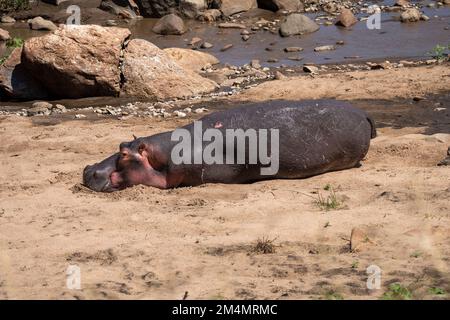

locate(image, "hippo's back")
(176, 100), (375, 184)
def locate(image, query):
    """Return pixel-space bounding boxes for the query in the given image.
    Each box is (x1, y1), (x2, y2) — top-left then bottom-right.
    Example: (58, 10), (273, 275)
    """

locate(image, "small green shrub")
(382, 283), (412, 300)
(428, 44), (450, 61)
(6, 37), (24, 48)
(315, 187), (341, 211)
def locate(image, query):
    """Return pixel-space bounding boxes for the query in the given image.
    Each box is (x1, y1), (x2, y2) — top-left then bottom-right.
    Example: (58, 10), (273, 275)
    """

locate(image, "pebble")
(314, 45), (336, 52)
(284, 47), (303, 52)
(221, 44), (233, 52)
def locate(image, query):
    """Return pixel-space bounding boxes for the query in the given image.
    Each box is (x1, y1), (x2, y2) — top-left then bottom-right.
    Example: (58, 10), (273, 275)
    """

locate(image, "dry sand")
(0, 64), (449, 300)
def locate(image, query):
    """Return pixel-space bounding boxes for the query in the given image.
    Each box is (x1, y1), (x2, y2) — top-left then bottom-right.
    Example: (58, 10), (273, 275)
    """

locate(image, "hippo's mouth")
(83, 153), (122, 192)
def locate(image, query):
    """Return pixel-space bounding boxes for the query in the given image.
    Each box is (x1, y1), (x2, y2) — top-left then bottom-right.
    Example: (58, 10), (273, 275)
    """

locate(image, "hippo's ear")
(138, 143), (148, 155)
(133, 134), (138, 140)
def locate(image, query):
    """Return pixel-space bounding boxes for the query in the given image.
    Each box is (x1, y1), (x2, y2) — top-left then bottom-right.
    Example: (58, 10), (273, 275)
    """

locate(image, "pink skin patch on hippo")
(110, 147), (169, 189)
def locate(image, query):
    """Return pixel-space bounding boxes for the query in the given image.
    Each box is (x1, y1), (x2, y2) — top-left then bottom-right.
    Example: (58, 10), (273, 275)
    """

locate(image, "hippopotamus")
(83, 100), (376, 192)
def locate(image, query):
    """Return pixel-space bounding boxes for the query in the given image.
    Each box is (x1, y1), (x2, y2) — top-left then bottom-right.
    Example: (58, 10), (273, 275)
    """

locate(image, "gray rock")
(279, 14), (320, 37)
(152, 14), (186, 35)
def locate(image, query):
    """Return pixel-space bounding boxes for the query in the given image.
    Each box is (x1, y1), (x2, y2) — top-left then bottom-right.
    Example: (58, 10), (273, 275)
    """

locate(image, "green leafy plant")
(428, 44), (449, 61)
(428, 287), (446, 296)
(6, 37), (24, 48)
(0, 56), (7, 65)
(382, 283), (412, 300)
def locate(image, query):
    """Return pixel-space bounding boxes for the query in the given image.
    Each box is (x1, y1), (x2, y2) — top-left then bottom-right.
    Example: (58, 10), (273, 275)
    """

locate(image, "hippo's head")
(83, 139), (157, 192)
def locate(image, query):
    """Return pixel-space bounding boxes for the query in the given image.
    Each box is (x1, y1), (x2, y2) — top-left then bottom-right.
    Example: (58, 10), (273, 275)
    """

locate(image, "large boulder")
(0, 48), (48, 100)
(220, 0), (257, 17)
(163, 48), (219, 72)
(257, 0), (303, 12)
(279, 13), (319, 37)
(152, 13), (186, 35)
(120, 39), (217, 99)
(135, 0), (179, 17)
(21, 25), (131, 99)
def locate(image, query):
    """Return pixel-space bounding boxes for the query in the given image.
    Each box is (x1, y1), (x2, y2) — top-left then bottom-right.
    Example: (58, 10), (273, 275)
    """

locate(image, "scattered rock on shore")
(335, 8), (357, 28)
(314, 45), (336, 52)
(28, 16), (57, 31)
(279, 14), (320, 37)
(152, 13), (186, 35)
(400, 8), (421, 23)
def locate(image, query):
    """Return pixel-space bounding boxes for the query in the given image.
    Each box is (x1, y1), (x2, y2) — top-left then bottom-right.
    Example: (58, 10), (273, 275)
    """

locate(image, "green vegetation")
(351, 261), (359, 269)
(410, 250), (422, 258)
(428, 44), (450, 61)
(382, 283), (412, 300)
(325, 290), (344, 300)
(0, 0), (29, 12)
(6, 37), (24, 48)
(428, 287), (446, 296)
(315, 187), (341, 211)
(0, 56), (6, 65)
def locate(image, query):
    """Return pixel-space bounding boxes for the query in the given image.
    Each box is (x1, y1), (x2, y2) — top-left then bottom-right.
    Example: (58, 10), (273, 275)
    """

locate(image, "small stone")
(242, 35), (250, 41)
(218, 23), (246, 29)
(274, 71), (286, 80)
(284, 47), (303, 52)
(400, 8), (421, 23)
(335, 8), (358, 27)
(303, 65), (318, 73)
(350, 227), (372, 252)
(251, 59), (261, 69)
(189, 37), (202, 46)
(267, 58), (278, 63)
(75, 114), (87, 119)
(287, 56), (303, 61)
(173, 110), (187, 118)
(27, 101), (52, 116)
(52, 104), (67, 113)
(221, 44), (233, 52)
(240, 30), (250, 35)
(194, 107), (208, 114)
(336, 40), (345, 45)
(201, 42), (213, 49)
(314, 45), (336, 52)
